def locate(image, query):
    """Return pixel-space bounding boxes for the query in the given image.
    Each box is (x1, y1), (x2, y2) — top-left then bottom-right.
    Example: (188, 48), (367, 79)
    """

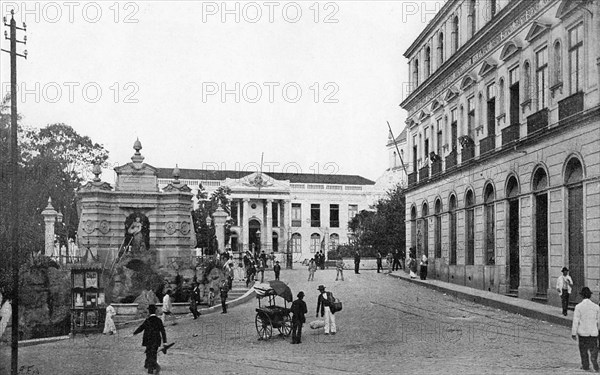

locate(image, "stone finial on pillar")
(131, 138), (145, 167)
(41, 197), (59, 257)
(92, 163), (102, 182)
(173, 164), (180, 183)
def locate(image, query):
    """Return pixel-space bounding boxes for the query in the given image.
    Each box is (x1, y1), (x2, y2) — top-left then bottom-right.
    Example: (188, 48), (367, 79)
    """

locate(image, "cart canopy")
(253, 280), (293, 302)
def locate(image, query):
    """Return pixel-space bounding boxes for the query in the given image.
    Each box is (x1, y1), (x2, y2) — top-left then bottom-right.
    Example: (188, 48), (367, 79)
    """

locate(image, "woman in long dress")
(409, 256), (418, 279)
(103, 304), (117, 334)
(0, 292), (11, 338)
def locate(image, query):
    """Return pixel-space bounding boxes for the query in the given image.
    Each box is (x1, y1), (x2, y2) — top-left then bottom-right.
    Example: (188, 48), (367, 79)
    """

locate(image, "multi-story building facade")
(156, 168), (376, 263)
(401, 0), (599, 307)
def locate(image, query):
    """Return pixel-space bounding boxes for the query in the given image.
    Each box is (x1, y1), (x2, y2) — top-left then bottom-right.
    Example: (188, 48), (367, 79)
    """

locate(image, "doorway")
(535, 193), (549, 294)
(509, 199), (520, 290)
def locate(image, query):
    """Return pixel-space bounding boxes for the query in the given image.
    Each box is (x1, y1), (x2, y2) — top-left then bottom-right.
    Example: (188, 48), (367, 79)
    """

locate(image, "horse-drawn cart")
(253, 281), (293, 340)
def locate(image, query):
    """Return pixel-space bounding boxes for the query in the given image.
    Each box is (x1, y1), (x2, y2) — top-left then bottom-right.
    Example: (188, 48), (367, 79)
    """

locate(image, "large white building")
(401, 0), (599, 307)
(157, 168), (376, 263)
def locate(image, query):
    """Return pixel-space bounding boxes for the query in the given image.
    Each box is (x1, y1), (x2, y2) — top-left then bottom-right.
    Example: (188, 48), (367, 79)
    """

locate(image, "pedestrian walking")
(335, 259), (345, 281)
(571, 287), (600, 372)
(318, 250), (326, 270)
(226, 263), (234, 291)
(103, 304), (117, 335)
(420, 254), (428, 280)
(133, 304), (167, 374)
(257, 260), (265, 283)
(392, 251), (401, 271)
(273, 260), (281, 280)
(246, 262), (256, 288)
(408, 255), (418, 279)
(189, 283), (201, 319)
(556, 267), (573, 316)
(161, 290), (175, 326)
(354, 251), (361, 274)
(308, 258), (317, 281)
(260, 251), (267, 269)
(290, 291), (307, 344)
(219, 280), (229, 314)
(316, 285), (336, 335)
(376, 252), (383, 273)
(386, 252), (393, 274)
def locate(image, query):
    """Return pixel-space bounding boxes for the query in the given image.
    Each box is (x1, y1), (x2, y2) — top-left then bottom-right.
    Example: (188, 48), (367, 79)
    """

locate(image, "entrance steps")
(504, 289), (519, 298)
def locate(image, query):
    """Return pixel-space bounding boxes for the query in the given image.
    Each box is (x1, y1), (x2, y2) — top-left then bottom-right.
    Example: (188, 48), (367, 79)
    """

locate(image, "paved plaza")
(0, 268), (586, 374)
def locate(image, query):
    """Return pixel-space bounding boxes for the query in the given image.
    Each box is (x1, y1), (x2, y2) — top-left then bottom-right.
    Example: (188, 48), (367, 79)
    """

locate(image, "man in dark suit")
(354, 251), (361, 274)
(290, 291), (307, 344)
(133, 304), (167, 374)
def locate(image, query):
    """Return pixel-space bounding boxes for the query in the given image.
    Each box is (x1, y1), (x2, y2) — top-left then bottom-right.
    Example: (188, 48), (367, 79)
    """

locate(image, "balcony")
(408, 172), (417, 186)
(502, 124), (520, 145)
(480, 135), (495, 154)
(527, 108), (549, 134)
(445, 150), (457, 169)
(462, 145), (475, 162)
(559, 91), (584, 120)
(291, 220), (301, 227)
(419, 165), (430, 181)
(431, 160), (442, 176)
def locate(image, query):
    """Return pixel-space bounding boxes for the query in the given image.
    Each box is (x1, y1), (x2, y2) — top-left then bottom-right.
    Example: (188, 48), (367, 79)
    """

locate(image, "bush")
(328, 245), (379, 259)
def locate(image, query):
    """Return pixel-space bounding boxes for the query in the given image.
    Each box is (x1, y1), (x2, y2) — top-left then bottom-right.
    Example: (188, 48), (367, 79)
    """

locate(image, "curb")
(389, 272), (572, 328)
(7, 289), (258, 347)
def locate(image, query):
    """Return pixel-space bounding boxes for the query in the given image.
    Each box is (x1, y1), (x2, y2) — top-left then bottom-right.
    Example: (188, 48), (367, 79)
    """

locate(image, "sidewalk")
(389, 271), (572, 328)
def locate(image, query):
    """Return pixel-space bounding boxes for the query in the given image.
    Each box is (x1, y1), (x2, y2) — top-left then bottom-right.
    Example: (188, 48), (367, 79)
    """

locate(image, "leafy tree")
(347, 184), (406, 257)
(191, 185), (232, 255)
(0, 97), (109, 295)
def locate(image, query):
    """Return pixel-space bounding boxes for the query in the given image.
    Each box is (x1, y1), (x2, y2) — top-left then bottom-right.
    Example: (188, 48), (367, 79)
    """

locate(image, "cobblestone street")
(0, 268), (584, 374)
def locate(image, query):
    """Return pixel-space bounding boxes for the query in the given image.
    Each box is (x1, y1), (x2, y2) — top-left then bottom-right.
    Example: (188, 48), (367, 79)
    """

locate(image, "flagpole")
(386, 121), (408, 176)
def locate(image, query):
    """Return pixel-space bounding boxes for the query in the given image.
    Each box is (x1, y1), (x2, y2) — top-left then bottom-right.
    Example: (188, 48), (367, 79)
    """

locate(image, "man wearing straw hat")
(556, 267), (573, 316)
(316, 285), (336, 335)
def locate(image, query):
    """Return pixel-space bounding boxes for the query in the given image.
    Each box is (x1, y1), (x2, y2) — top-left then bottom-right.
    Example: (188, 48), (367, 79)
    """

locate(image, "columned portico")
(266, 199), (273, 252)
(242, 198), (250, 250)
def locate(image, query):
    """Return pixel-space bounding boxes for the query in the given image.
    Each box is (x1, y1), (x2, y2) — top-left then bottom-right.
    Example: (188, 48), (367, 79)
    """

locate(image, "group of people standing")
(290, 284), (338, 344)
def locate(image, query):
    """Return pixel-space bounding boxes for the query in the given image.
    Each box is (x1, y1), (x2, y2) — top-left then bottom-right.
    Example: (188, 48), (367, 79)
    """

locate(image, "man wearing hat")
(273, 260), (281, 281)
(571, 287), (600, 372)
(556, 267), (573, 316)
(290, 291), (307, 344)
(316, 285), (336, 335)
(133, 304), (167, 374)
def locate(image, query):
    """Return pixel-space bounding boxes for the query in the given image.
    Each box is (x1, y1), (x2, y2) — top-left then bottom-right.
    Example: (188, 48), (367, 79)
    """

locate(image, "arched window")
(425, 46), (431, 78)
(554, 40), (562, 85)
(329, 233), (339, 252)
(524, 61), (531, 102)
(421, 202), (429, 257)
(452, 16), (459, 53)
(564, 157), (584, 293)
(438, 32), (444, 65)
(499, 78), (506, 115)
(469, 0), (477, 37)
(310, 233), (320, 253)
(413, 59), (420, 87)
(291, 233), (302, 253)
(449, 195), (457, 265)
(533, 168), (548, 192)
(507, 175), (520, 198)
(484, 184), (495, 265)
(434, 199), (442, 258)
(465, 190), (475, 265)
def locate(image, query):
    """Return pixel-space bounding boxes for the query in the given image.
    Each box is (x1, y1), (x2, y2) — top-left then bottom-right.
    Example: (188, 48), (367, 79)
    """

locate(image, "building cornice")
(401, 0), (556, 114)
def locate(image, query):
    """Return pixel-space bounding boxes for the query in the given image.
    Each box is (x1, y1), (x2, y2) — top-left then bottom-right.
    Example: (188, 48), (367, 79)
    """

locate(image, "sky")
(0, 0), (445, 182)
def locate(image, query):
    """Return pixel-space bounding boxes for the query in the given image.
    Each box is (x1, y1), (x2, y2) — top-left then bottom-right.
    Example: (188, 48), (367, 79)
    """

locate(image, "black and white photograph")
(1, 0), (599, 374)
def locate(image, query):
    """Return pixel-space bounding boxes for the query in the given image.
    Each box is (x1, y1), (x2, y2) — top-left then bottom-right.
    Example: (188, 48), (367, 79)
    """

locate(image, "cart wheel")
(278, 313), (292, 337)
(255, 312), (273, 340)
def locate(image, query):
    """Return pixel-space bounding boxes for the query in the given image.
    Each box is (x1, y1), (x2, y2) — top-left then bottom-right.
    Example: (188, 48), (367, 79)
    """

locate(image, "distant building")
(374, 127), (408, 199)
(156, 168), (376, 262)
(400, 0), (599, 307)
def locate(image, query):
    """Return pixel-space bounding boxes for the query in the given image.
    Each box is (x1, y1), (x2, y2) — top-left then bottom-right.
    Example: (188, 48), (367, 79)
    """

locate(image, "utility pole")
(2, 9), (27, 375)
